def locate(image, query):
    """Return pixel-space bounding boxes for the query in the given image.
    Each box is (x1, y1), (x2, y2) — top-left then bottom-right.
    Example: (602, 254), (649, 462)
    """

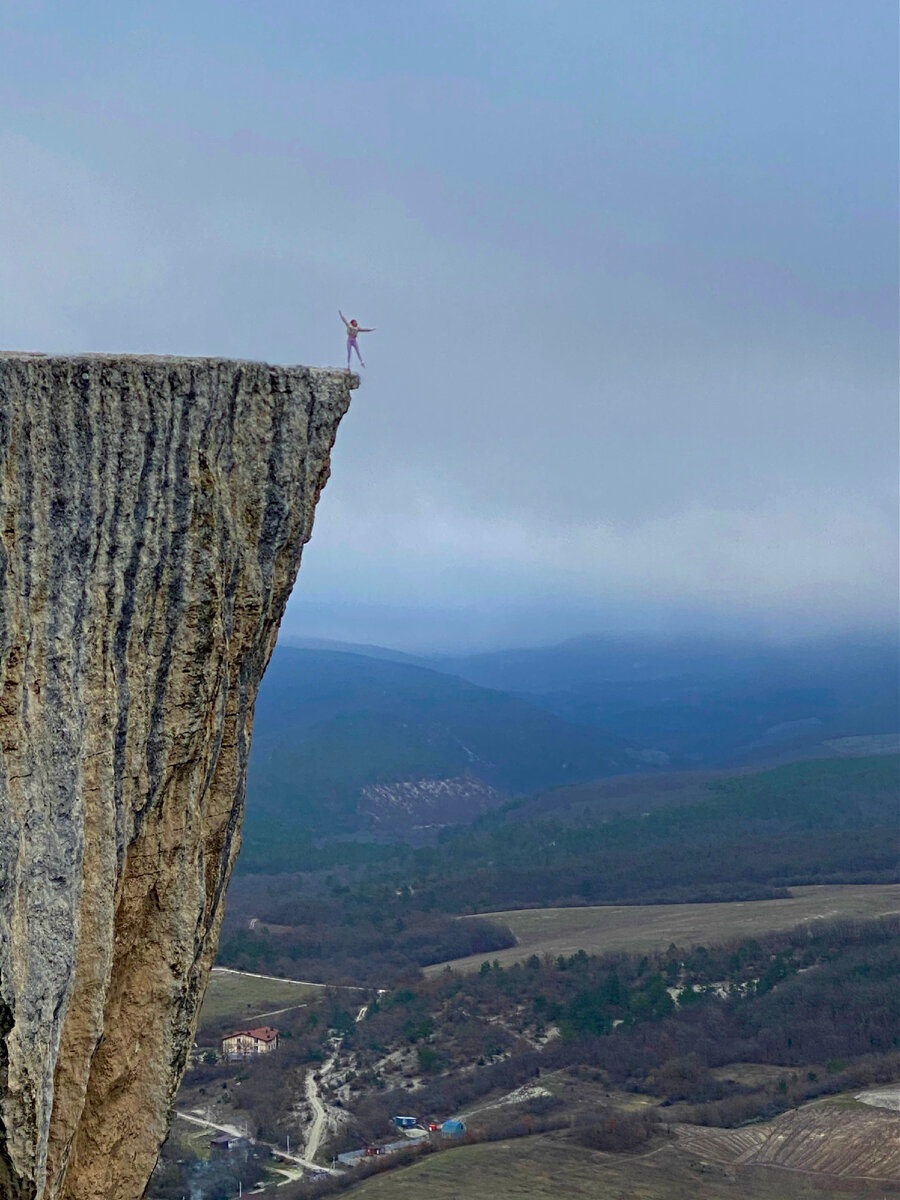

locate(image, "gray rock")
(0, 354), (356, 1199)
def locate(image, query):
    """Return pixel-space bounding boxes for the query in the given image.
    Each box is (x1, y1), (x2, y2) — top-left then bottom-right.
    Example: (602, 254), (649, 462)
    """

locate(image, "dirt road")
(303, 1057), (335, 1163)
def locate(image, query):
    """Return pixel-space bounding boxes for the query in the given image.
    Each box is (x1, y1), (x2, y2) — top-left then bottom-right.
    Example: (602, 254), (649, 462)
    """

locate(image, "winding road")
(303, 1056), (335, 1163)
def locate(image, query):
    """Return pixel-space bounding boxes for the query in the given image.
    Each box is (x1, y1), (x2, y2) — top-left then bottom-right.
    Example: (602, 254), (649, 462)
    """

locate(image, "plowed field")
(676, 1099), (900, 1181)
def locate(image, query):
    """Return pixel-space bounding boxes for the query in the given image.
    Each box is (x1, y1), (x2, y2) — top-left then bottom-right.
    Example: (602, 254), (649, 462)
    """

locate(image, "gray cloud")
(1, 1), (896, 650)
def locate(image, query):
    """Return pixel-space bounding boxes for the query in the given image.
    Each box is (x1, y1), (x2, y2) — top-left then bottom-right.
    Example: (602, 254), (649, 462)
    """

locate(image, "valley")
(151, 636), (898, 1199)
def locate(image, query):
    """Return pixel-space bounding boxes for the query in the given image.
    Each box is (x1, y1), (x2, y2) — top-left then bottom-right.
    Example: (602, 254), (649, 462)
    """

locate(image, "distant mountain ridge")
(240, 633), (898, 869)
(428, 632), (900, 766)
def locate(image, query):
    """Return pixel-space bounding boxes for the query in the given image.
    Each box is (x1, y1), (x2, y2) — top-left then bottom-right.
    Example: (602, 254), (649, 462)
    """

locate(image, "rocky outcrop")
(0, 354), (356, 1199)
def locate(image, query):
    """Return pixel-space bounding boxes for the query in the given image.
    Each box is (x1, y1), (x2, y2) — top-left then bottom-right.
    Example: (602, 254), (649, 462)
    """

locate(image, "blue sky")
(2, 1), (896, 649)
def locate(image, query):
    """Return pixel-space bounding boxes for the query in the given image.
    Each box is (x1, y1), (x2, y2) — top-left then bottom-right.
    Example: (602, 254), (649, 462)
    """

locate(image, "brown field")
(675, 1097), (900, 1181)
(425, 884), (900, 975)
(345, 1090), (900, 1199)
(711, 1061), (805, 1087)
(344, 1130), (896, 1200)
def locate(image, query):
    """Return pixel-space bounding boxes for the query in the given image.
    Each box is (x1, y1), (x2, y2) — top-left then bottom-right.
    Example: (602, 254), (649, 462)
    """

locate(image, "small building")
(210, 1132), (240, 1151)
(221, 1025), (279, 1059)
(391, 1115), (418, 1129)
(441, 1119), (465, 1139)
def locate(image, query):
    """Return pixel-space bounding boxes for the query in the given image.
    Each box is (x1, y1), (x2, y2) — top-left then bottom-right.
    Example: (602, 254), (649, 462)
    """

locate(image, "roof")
(225, 1026), (278, 1043)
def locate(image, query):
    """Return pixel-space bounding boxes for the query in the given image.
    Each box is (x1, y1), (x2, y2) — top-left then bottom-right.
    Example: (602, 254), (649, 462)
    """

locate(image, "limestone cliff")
(0, 353), (356, 1199)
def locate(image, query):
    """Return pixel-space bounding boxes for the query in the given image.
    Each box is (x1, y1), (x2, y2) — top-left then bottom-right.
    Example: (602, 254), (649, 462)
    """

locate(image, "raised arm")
(338, 309), (350, 329)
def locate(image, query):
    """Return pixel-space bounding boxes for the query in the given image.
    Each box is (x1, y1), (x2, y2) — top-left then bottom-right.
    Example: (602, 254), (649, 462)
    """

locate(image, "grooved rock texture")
(0, 354), (356, 1200)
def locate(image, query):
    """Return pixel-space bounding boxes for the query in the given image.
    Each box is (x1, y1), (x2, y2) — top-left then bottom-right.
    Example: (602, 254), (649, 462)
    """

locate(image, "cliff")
(0, 353), (356, 1199)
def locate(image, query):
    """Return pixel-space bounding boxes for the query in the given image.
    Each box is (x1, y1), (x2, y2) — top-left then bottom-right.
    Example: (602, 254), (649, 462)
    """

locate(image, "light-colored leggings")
(347, 336), (363, 365)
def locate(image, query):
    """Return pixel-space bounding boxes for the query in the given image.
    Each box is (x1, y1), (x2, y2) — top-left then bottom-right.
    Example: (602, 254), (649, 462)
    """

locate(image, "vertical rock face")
(0, 354), (356, 1199)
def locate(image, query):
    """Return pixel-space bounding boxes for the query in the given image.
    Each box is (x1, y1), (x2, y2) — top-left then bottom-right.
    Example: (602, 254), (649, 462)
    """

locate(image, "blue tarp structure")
(441, 1120), (465, 1138)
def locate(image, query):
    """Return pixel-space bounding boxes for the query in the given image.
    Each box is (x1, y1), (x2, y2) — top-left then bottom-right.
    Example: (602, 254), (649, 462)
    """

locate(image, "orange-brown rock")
(0, 354), (356, 1199)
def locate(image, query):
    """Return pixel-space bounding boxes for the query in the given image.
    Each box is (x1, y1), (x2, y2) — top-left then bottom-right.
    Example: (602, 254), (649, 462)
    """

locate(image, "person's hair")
(350, 319), (358, 325)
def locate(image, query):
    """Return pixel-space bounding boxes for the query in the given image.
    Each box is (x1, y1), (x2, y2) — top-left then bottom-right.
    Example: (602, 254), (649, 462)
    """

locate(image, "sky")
(2, 1), (897, 651)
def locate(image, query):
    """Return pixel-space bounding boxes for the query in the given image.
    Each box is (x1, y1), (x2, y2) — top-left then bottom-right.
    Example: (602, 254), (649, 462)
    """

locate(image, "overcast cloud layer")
(2, 1), (896, 650)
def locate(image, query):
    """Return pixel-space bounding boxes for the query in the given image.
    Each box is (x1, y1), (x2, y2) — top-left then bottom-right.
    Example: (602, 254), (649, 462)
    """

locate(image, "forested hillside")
(240, 634), (898, 873)
(242, 647), (640, 849)
(406, 754), (899, 911)
(221, 755), (898, 984)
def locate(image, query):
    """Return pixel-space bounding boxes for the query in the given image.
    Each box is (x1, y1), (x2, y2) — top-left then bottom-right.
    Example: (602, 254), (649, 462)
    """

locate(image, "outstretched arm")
(339, 309), (350, 329)
(357, 326), (375, 333)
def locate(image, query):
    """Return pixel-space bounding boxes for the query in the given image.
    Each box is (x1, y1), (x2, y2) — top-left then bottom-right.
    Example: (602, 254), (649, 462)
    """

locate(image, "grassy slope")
(344, 1136), (882, 1200)
(198, 970), (322, 1027)
(424, 883), (900, 974)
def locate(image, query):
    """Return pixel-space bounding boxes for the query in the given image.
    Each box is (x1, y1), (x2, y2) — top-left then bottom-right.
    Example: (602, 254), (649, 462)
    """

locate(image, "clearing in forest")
(199, 967), (322, 1026)
(425, 883), (899, 974)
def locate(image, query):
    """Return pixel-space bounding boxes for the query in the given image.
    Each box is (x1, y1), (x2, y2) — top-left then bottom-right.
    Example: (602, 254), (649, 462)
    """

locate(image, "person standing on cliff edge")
(340, 310), (374, 370)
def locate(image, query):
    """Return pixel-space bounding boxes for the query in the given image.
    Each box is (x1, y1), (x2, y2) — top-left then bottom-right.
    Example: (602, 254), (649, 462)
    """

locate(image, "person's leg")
(352, 340), (365, 367)
(346, 336), (353, 368)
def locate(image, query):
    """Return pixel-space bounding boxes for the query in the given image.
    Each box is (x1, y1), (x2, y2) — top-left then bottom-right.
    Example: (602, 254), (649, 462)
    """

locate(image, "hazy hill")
(243, 647), (641, 846)
(429, 633), (899, 765)
(279, 634), (426, 665)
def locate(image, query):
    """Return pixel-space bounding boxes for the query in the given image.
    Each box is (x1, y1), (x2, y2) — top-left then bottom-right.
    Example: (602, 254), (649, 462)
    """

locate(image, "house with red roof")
(221, 1026), (279, 1059)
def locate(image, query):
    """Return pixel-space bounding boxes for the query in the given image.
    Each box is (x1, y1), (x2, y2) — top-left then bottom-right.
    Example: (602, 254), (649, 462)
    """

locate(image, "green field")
(345, 1135), (885, 1200)
(198, 968), (322, 1027)
(425, 884), (899, 975)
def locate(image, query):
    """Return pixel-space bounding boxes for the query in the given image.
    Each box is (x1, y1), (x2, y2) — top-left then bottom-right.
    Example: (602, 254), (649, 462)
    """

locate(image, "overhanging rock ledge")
(0, 353), (357, 1199)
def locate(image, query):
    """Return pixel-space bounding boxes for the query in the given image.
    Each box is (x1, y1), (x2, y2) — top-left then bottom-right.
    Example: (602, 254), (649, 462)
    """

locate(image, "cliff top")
(0, 350), (360, 387)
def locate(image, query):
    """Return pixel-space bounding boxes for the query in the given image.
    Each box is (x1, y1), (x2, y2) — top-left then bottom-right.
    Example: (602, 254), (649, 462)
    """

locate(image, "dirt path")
(303, 1056), (336, 1163)
(211, 965), (330, 989)
(212, 963), (370, 991)
(248, 1002), (309, 1021)
(176, 1111), (248, 1140)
